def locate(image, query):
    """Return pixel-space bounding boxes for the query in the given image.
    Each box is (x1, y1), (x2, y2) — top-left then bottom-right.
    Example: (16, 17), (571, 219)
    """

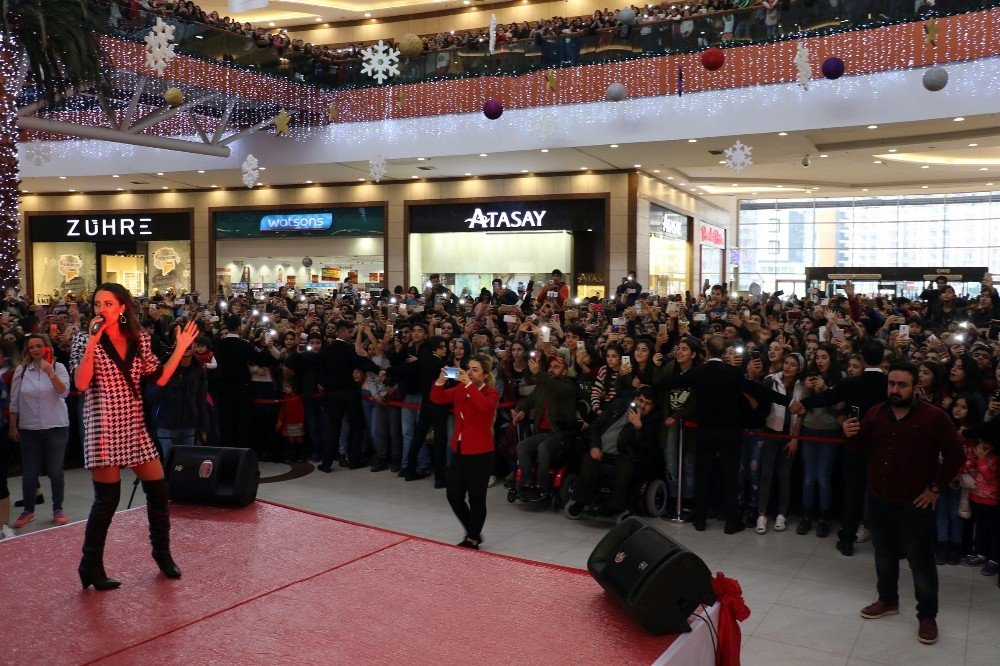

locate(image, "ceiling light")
(197, 170), (205, 174)
(652, 170), (660, 173)
(411, 175), (418, 179)
(68, 189), (75, 192)
(633, 164), (642, 168)
(718, 160), (727, 164)
(969, 143), (978, 147)
(211, 185), (218, 188)
(981, 167), (990, 171)
(873, 160), (882, 164)
(678, 182), (686, 186)
(540, 149), (549, 153)
(777, 132), (788, 136)
(358, 178), (365, 181)
(987, 182), (995, 186)
(819, 154), (828, 158)
(315, 17), (322, 22)
(953, 117), (965, 122)
(417, 157), (426, 161)
(867, 125), (878, 129)
(731, 183), (738, 186)
(256, 182), (263, 187)
(259, 167), (266, 171)
(520, 169), (528, 173)
(921, 185), (928, 189)
(112, 174), (119, 178)
(479, 153), (487, 157)
(116, 187), (124, 191)
(464, 172), (471, 176)
(161, 186), (168, 190)
(862, 188), (869, 191)
(268, 21), (275, 26)
(751, 192), (758, 195)
(157, 172), (164, 176)
(580, 167), (588, 170)
(921, 165), (930, 169)
(687, 139), (697, 143)
(609, 144), (619, 148)
(776, 185), (784, 188)
(462, 0), (470, 4)
(364, 11), (371, 16)
(305, 180), (313, 184)
(666, 176), (674, 180)
(887, 149), (898, 153)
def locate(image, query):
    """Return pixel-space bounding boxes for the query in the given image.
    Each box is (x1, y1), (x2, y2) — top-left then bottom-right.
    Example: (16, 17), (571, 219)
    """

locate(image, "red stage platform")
(0, 501), (702, 665)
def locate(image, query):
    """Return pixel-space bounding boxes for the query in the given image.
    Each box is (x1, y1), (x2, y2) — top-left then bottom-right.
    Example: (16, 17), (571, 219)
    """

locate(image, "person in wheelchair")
(566, 386), (662, 519)
(513, 351), (578, 502)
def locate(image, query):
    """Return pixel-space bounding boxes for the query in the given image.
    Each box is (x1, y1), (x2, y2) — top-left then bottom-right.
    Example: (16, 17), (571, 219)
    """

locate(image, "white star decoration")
(360, 40), (400, 85)
(369, 154), (388, 183)
(723, 140), (753, 173)
(24, 143), (51, 167)
(144, 17), (177, 76)
(794, 42), (812, 89)
(241, 154), (260, 189)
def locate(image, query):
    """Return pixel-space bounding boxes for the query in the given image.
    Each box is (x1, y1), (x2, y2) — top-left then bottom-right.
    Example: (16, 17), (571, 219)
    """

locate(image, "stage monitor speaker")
(587, 515), (716, 635)
(165, 446), (259, 508)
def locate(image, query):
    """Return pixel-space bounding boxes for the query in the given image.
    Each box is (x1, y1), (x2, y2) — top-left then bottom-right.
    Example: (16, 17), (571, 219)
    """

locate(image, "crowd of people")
(0, 268), (997, 631)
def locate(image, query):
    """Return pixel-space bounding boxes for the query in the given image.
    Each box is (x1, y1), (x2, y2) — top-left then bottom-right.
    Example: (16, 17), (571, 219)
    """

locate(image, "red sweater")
(275, 395), (306, 436)
(430, 382), (499, 455)
(964, 448), (999, 506)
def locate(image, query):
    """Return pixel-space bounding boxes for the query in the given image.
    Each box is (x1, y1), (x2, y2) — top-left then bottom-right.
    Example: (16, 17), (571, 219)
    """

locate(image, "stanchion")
(668, 424), (686, 525)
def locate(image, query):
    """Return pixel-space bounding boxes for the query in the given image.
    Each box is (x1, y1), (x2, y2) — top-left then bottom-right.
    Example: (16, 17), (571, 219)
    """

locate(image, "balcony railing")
(93, 0), (995, 90)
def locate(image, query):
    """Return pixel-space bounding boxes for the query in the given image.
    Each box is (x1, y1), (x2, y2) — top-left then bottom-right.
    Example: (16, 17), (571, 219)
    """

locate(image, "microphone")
(89, 315), (105, 336)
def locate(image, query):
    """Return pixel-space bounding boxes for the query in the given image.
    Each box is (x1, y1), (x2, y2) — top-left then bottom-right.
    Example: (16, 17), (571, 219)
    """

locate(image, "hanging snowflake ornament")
(360, 40), (400, 84)
(794, 42), (812, 89)
(369, 154), (388, 183)
(24, 143), (51, 167)
(144, 17), (177, 75)
(489, 14), (498, 55)
(241, 154), (260, 189)
(530, 111), (558, 143)
(723, 140), (753, 174)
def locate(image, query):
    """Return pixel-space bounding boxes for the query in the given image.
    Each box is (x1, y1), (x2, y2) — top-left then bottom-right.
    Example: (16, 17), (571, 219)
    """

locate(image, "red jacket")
(430, 381), (499, 455)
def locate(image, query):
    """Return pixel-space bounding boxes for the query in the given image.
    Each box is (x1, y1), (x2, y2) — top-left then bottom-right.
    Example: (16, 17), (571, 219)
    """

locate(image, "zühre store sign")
(28, 212), (191, 242)
(408, 198), (606, 234)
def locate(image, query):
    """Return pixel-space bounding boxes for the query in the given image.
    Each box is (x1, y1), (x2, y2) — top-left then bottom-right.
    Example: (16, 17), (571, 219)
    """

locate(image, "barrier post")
(668, 422), (686, 525)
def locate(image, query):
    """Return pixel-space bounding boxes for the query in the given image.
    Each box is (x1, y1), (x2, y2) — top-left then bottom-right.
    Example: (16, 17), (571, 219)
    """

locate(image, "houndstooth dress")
(73, 331), (163, 469)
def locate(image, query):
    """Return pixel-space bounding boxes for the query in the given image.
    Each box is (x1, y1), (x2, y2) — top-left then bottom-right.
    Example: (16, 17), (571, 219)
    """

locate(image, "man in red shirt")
(842, 361), (965, 646)
(535, 269), (570, 312)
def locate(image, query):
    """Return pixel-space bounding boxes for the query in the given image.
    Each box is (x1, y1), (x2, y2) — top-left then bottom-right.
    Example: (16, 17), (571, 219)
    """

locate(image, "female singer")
(73, 283), (198, 590)
(430, 354), (499, 549)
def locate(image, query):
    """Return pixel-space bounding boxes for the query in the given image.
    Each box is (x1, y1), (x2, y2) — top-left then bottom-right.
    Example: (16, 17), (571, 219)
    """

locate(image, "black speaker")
(588, 516), (716, 635)
(165, 446), (260, 508)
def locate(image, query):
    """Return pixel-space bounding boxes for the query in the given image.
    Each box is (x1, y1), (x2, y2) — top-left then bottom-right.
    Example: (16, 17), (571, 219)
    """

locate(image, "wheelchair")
(561, 446), (669, 522)
(505, 435), (583, 512)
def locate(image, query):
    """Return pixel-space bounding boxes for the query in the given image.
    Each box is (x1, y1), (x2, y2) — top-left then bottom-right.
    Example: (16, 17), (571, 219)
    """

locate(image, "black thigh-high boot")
(78, 480), (122, 590)
(142, 478), (181, 579)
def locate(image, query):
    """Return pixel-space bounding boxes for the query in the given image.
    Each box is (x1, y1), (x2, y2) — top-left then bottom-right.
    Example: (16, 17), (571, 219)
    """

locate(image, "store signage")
(29, 212), (191, 243)
(409, 198), (605, 234)
(259, 213), (332, 232)
(699, 222), (726, 249)
(465, 208), (546, 229)
(659, 218), (684, 237)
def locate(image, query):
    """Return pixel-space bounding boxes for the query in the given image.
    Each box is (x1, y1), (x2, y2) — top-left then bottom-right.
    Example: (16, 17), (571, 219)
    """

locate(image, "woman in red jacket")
(431, 353), (499, 550)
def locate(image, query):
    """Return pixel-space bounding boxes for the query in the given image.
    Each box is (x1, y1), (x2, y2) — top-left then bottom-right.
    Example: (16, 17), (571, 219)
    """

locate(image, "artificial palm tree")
(1, 0), (106, 290)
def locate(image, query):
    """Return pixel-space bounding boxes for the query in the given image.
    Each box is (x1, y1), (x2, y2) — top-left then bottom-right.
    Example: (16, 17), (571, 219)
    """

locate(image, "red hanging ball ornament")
(701, 47), (725, 71)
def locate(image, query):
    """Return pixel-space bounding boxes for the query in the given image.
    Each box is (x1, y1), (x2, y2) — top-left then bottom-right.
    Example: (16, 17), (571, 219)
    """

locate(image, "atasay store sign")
(28, 212), (191, 242)
(408, 198), (605, 234)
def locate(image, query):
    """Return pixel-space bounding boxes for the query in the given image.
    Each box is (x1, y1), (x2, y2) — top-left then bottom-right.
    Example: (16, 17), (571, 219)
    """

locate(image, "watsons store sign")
(409, 197), (605, 234)
(465, 208), (546, 229)
(260, 212), (333, 232)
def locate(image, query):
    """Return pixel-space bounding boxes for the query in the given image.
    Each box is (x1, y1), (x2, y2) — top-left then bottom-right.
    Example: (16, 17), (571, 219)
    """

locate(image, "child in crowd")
(275, 380), (306, 463)
(937, 395), (977, 564)
(960, 437), (999, 576)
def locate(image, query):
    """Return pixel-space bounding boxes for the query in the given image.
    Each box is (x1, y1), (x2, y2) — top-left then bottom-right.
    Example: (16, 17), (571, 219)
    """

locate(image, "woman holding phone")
(72, 283), (199, 591)
(430, 354), (499, 549)
(9, 335), (71, 529)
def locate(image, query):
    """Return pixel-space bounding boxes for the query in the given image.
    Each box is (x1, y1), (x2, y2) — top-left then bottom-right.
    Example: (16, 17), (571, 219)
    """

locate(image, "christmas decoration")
(398, 33), (423, 59)
(545, 70), (558, 92)
(924, 17), (938, 46)
(369, 154), (388, 183)
(605, 82), (627, 101)
(327, 104), (338, 122)
(163, 87), (184, 107)
(397, 90), (408, 109)
(723, 140), (753, 173)
(701, 47), (725, 71)
(794, 42), (813, 89)
(489, 14), (497, 55)
(273, 109), (291, 135)
(144, 17), (177, 75)
(618, 7), (637, 25)
(24, 143), (51, 167)
(482, 98), (503, 120)
(677, 66), (684, 96)
(530, 111), (558, 142)
(360, 40), (400, 85)
(922, 66), (949, 91)
(821, 56), (845, 79)
(241, 154), (260, 189)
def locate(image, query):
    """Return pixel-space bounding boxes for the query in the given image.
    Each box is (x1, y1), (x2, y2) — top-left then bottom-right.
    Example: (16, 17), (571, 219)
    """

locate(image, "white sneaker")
(774, 514), (787, 532)
(487, 476), (499, 488)
(0, 525), (15, 540)
(755, 516), (768, 535)
(855, 526), (871, 543)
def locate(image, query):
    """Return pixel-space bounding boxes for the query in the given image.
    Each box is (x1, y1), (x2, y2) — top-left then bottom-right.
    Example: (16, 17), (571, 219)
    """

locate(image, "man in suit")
(214, 314), (266, 448)
(790, 337), (888, 556)
(403, 335), (450, 486)
(318, 320), (367, 472)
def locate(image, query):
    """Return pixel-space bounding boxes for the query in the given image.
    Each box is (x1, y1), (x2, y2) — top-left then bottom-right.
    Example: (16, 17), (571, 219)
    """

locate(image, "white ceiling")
(198, 0), (489, 26)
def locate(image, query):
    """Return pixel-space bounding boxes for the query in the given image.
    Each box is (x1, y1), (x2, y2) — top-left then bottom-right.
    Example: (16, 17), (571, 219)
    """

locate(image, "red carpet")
(0, 501), (677, 665)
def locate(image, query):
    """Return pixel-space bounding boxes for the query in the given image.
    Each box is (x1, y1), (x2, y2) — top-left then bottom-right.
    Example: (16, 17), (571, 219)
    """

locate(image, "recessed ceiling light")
(157, 172), (164, 176)
(479, 153), (487, 157)
(678, 183), (686, 186)
(417, 157), (426, 161)
(776, 185), (784, 188)
(464, 172), (471, 176)
(862, 188), (869, 191)
(462, 1), (470, 4)
(112, 174), (119, 178)
(873, 160), (882, 164)
(819, 154), (828, 158)
(969, 143), (978, 147)
(116, 187), (123, 191)
(305, 180), (313, 184)
(59, 176), (66, 179)
(68, 188), (75, 192)
(358, 178), (365, 181)
(921, 185), (929, 189)
(609, 144), (619, 148)
(731, 183), (738, 186)
(580, 167), (588, 170)
(887, 149), (898, 153)
(411, 175), (418, 179)
(268, 21), (275, 26)
(161, 186), (168, 190)
(778, 132), (788, 136)
(687, 139), (697, 143)
(980, 167), (990, 171)
(259, 167), (266, 171)
(633, 164), (642, 168)
(867, 125), (878, 129)
(718, 160), (727, 164)
(652, 169), (660, 173)
(315, 17), (322, 21)
(954, 117), (965, 122)
(521, 169), (528, 173)
(987, 182), (995, 186)
(256, 182), (263, 186)
(540, 149), (549, 153)
(751, 192), (758, 195)
(211, 185), (218, 188)
(364, 12), (371, 17)
(921, 165), (930, 169)
(197, 170), (205, 174)
(666, 176), (674, 180)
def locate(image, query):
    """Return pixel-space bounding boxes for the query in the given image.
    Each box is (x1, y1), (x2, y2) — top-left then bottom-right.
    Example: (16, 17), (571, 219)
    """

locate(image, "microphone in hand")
(89, 315), (105, 336)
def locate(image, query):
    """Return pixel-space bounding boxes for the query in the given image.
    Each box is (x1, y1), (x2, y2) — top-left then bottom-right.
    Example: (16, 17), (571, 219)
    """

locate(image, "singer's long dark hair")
(90, 282), (141, 341)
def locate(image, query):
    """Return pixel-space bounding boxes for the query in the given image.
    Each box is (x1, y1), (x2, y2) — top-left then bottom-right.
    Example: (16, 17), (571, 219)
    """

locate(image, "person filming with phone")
(9, 335), (71, 529)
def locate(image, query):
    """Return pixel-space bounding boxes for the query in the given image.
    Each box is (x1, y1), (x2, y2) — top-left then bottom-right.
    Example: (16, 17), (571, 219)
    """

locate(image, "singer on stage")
(72, 283), (198, 590)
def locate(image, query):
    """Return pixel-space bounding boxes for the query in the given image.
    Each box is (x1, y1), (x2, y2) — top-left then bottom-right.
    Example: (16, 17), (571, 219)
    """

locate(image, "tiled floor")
(6, 463), (999, 665)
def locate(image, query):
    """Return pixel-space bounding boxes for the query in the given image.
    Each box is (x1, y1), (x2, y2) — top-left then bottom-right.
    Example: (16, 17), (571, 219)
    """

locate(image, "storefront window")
(648, 204), (690, 295)
(699, 221), (726, 294)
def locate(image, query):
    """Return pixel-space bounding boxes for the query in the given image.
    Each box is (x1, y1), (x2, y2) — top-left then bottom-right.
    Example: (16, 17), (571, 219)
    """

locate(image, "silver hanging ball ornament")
(922, 66), (948, 92)
(605, 82), (627, 102)
(618, 7), (637, 25)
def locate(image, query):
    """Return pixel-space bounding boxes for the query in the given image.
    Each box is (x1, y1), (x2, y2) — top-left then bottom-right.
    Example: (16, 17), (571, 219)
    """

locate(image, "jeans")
(19, 427), (69, 512)
(156, 427), (196, 462)
(400, 393), (430, 471)
(934, 484), (962, 543)
(867, 493), (939, 619)
(739, 433), (765, 509)
(800, 426), (840, 513)
(515, 431), (560, 490)
(447, 451), (494, 542)
(757, 434), (794, 516)
(663, 424), (695, 500)
(361, 398), (390, 462)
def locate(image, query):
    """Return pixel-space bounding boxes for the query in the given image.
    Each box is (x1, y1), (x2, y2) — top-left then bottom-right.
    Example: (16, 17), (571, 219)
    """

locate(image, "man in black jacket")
(284, 333), (327, 462)
(567, 387), (661, 519)
(214, 314), (267, 448)
(790, 337), (888, 556)
(318, 320), (369, 472)
(403, 335), (449, 486)
(387, 323), (430, 476)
